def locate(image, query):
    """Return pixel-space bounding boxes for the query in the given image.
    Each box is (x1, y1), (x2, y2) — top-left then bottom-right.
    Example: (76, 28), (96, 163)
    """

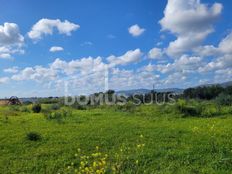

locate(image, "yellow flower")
(102, 160), (106, 166)
(85, 167), (89, 172)
(80, 161), (85, 167)
(93, 161), (97, 167)
(96, 146), (99, 150)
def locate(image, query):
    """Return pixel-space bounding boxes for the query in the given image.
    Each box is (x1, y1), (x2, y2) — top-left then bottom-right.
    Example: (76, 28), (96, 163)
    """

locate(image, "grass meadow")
(0, 103), (232, 173)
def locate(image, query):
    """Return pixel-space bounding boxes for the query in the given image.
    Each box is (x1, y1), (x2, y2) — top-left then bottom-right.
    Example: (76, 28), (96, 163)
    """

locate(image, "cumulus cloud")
(28, 18), (80, 40)
(0, 23), (24, 46)
(0, 22), (24, 59)
(148, 48), (163, 59)
(128, 24), (145, 37)
(50, 56), (106, 75)
(7, 48), (148, 94)
(156, 55), (203, 74)
(49, 46), (64, 52)
(11, 66), (57, 82)
(107, 49), (143, 67)
(160, 0), (223, 57)
(4, 67), (19, 73)
(218, 32), (232, 54)
(199, 54), (232, 73)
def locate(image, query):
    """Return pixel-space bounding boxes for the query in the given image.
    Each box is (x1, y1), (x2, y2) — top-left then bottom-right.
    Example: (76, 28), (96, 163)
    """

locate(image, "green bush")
(215, 93), (232, 106)
(71, 103), (87, 110)
(9, 105), (20, 112)
(200, 105), (218, 117)
(176, 99), (202, 117)
(32, 104), (42, 113)
(50, 104), (61, 110)
(26, 132), (42, 141)
(20, 106), (31, 113)
(44, 109), (72, 123)
(116, 102), (136, 113)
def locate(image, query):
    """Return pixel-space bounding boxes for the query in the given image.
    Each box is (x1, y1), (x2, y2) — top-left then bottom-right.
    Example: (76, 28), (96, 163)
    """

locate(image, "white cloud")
(50, 56), (106, 75)
(219, 32), (232, 54)
(156, 55), (203, 74)
(107, 49), (143, 67)
(199, 54), (232, 73)
(194, 31), (232, 73)
(109, 68), (160, 90)
(128, 24), (145, 37)
(215, 68), (232, 82)
(80, 41), (93, 46)
(0, 23), (24, 46)
(28, 18), (80, 40)
(162, 72), (187, 86)
(148, 48), (163, 59)
(0, 23), (24, 59)
(49, 46), (64, 52)
(4, 67), (19, 73)
(12, 66), (57, 82)
(160, 0), (223, 57)
(0, 77), (9, 84)
(107, 34), (116, 39)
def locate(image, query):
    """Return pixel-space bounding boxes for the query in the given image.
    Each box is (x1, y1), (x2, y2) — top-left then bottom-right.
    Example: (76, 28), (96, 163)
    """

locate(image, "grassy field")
(0, 104), (232, 173)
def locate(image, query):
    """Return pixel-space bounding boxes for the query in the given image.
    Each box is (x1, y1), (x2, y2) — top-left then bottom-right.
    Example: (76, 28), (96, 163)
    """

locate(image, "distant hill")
(220, 81), (232, 88)
(197, 81), (232, 88)
(116, 88), (184, 96)
(116, 89), (150, 96)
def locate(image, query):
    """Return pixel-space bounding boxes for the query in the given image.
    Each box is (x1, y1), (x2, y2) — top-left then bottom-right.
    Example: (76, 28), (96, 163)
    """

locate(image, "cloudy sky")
(0, 0), (232, 97)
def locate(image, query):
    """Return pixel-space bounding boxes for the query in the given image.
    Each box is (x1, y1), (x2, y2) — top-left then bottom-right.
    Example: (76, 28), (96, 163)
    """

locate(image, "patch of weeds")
(26, 132), (42, 141)
(9, 105), (20, 112)
(1, 115), (9, 123)
(50, 104), (61, 110)
(115, 102), (137, 113)
(71, 103), (87, 110)
(44, 109), (72, 123)
(20, 106), (31, 113)
(3, 110), (19, 117)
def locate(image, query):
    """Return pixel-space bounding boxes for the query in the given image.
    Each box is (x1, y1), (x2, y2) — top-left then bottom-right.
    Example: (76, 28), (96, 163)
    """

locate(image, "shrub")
(44, 109), (72, 123)
(116, 102), (136, 113)
(71, 103), (87, 110)
(20, 106), (31, 113)
(26, 132), (42, 141)
(176, 99), (202, 117)
(215, 93), (232, 106)
(9, 105), (20, 112)
(32, 104), (42, 113)
(200, 105), (218, 117)
(50, 104), (61, 110)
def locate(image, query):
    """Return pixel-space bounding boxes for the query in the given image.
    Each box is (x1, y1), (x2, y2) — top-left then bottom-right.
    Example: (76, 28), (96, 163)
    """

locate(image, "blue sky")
(0, 0), (232, 98)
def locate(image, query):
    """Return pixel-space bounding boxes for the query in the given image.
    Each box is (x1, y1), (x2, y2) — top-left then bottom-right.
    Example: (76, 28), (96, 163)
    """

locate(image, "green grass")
(0, 104), (232, 173)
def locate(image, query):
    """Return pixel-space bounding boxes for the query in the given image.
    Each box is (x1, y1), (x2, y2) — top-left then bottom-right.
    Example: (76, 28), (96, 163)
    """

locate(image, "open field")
(1, 104), (232, 174)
